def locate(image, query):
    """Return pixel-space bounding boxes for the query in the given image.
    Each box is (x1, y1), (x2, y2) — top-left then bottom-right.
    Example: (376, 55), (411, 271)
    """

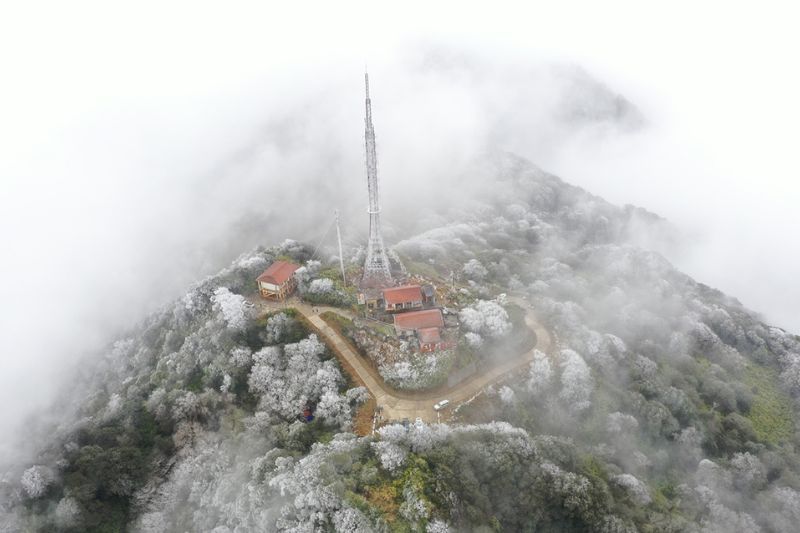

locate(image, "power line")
(308, 217), (337, 262)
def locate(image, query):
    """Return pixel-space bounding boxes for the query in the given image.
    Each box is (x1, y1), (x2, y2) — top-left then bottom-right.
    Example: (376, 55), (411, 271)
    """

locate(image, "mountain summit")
(3, 153), (800, 532)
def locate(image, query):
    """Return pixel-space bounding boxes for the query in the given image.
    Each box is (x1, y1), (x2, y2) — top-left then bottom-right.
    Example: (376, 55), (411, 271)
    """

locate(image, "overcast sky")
(1, 0), (798, 457)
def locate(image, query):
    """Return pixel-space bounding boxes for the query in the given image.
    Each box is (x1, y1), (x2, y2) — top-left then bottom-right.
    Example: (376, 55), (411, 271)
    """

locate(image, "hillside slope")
(2, 153), (800, 532)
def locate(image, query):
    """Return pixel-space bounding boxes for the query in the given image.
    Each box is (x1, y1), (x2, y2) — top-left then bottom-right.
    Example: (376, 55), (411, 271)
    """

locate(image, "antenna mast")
(361, 71), (393, 287)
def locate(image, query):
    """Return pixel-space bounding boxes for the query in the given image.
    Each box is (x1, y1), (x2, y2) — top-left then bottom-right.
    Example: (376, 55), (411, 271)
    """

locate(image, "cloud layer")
(1, 0), (798, 459)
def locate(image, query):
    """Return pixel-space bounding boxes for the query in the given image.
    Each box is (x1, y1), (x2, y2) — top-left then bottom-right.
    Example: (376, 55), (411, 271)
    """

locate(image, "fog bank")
(1, 0), (798, 459)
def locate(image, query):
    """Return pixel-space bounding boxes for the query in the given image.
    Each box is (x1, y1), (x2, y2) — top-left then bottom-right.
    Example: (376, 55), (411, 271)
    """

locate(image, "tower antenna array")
(361, 71), (393, 287)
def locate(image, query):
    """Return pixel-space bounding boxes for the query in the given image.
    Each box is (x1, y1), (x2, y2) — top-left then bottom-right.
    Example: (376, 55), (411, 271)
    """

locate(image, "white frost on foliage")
(21, 465), (54, 498)
(377, 350), (454, 391)
(220, 374), (232, 394)
(331, 507), (374, 532)
(694, 486), (762, 533)
(372, 440), (408, 472)
(427, 519), (452, 533)
(539, 462), (592, 512)
(606, 412), (639, 434)
(132, 431), (282, 532)
(462, 259), (488, 281)
(400, 484), (430, 523)
(765, 487), (800, 532)
(612, 474), (651, 504)
(308, 278), (334, 294)
(315, 390), (352, 429)
(464, 331), (484, 348)
(558, 349), (593, 412)
(263, 312), (292, 345)
(229, 346), (252, 367)
(695, 459), (732, 491)
(499, 385), (515, 404)
(54, 497), (81, 528)
(248, 335), (344, 420)
(103, 392), (123, 420)
(269, 434), (363, 530)
(730, 452), (766, 492)
(459, 299), (512, 338)
(232, 252), (268, 271)
(212, 287), (251, 330)
(527, 350), (552, 395)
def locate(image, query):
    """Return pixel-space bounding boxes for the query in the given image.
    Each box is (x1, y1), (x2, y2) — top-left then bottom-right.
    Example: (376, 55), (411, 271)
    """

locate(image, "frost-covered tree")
(730, 452), (767, 493)
(372, 440), (408, 472)
(269, 434), (365, 529)
(499, 385), (515, 404)
(248, 335), (344, 420)
(308, 278), (334, 294)
(212, 287), (252, 331)
(20, 465), (54, 498)
(331, 507), (374, 532)
(263, 312), (294, 345)
(459, 299), (512, 339)
(427, 519), (452, 533)
(558, 349), (593, 412)
(606, 412), (639, 434)
(54, 497), (81, 528)
(462, 259), (488, 281)
(612, 474), (651, 505)
(527, 350), (553, 395)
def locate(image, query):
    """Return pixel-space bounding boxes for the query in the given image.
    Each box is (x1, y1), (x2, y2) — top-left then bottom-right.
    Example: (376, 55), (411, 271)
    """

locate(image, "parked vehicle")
(434, 399), (450, 411)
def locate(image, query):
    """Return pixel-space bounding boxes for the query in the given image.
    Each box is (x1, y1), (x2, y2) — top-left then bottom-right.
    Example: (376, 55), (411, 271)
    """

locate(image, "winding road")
(252, 296), (552, 423)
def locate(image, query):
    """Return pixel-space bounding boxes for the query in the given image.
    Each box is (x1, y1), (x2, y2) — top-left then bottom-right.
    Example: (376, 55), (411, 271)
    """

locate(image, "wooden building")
(256, 260), (300, 300)
(382, 285), (424, 313)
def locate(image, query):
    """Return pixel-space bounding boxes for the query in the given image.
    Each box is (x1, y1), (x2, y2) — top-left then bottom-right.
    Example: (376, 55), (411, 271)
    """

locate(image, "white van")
(433, 399), (450, 411)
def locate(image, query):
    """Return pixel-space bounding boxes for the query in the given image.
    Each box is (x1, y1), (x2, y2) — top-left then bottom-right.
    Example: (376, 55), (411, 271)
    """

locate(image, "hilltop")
(2, 153), (800, 532)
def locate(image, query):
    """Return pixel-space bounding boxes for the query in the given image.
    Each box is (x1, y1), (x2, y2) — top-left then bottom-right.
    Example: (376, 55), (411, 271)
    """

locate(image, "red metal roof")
(257, 260), (300, 285)
(394, 308), (444, 330)
(383, 285), (423, 305)
(417, 327), (441, 344)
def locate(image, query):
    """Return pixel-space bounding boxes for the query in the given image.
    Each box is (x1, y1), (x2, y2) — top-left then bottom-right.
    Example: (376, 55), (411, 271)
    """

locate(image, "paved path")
(252, 296), (552, 423)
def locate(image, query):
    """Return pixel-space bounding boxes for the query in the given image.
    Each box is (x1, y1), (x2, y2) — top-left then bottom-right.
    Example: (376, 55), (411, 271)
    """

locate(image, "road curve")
(253, 296), (552, 423)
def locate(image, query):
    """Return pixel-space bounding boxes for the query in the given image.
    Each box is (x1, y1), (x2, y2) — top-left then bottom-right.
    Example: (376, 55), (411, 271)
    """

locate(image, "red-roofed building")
(418, 326), (455, 352)
(257, 260), (300, 300)
(393, 308), (444, 333)
(394, 309), (455, 352)
(417, 327), (441, 344)
(417, 327), (441, 352)
(382, 285), (423, 313)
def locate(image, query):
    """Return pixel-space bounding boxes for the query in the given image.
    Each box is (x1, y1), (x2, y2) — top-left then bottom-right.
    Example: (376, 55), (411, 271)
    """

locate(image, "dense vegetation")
(3, 153), (800, 531)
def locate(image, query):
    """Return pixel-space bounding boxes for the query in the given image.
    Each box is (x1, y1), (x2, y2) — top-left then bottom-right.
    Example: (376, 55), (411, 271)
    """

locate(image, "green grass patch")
(744, 365), (794, 445)
(364, 320), (395, 337)
(320, 311), (355, 335)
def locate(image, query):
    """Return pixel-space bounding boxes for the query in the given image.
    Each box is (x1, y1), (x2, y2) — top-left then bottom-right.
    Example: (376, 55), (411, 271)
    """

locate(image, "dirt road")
(253, 296), (552, 423)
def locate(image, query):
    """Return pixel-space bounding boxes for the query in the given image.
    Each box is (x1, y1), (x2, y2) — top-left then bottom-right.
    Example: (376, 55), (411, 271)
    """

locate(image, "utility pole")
(335, 209), (346, 286)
